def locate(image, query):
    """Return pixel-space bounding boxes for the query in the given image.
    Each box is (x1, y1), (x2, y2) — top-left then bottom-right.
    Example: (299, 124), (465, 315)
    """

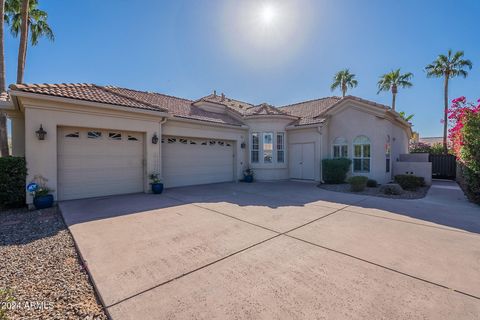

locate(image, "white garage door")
(162, 136), (234, 188)
(58, 127), (144, 200)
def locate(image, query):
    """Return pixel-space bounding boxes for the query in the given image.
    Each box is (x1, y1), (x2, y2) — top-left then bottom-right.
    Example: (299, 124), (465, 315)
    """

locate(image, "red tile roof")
(279, 96), (341, 126)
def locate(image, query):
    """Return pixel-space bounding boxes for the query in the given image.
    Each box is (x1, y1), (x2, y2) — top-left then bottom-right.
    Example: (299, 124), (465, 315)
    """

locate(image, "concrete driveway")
(59, 180), (480, 319)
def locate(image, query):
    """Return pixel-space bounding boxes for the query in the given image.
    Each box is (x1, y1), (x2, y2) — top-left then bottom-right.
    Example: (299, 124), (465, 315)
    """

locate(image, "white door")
(58, 127), (144, 200)
(289, 143), (315, 180)
(162, 136), (234, 188)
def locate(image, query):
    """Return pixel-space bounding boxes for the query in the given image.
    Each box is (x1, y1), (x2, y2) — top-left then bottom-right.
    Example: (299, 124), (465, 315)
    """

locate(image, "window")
(65, 132), (79, 138)
(263, 132), (273, 163)
(179, 138), (188, 144)
(87, 131), (102, 139)
(108, 132), (122, 140)
(276, 133), (285, 163)
(251, 133), (259, 163)
(217, 141), (224, 146)
(385, 137), (391, 173)
(353, 135), (371, 172)
(333, 137), (348, 158)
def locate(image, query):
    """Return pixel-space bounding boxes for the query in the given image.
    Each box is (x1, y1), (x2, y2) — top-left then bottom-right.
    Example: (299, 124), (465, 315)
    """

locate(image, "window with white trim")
(276, 132), (285, 163)
(263, 132), (273, 163)
(353, 135), (371, 172)
(251, 133), (259, 163)
(333, 137), (348, 158)
(385, 135), (391, 173)
(108, 132), (122, 140)
(87, 131), (102, 139)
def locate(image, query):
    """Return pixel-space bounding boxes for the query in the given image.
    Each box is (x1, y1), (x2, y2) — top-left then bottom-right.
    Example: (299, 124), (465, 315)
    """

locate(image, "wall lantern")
(151, 133), (159, 144)
(35, 124), (47, 140)
(240, 142), (246, 149)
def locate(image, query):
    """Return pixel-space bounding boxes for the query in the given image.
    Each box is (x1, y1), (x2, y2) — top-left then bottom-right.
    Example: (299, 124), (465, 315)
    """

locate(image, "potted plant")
(27, 175), (54, 209)
(149, 173), (164, 194)
(243, 168), (254, 183)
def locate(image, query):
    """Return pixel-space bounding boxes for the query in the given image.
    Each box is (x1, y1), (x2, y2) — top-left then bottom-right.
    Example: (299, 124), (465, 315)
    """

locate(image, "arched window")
(333, 137), (348, 158)
(353, 135), (371, 172)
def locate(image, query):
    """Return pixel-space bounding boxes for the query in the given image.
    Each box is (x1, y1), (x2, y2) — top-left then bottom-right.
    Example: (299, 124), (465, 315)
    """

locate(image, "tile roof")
(9, 83), (166, 112)
(194, 93), (255, 115)
(279, 96), (341, 126)
(9, 83), (244, 126)
(244, 103), (293, 116)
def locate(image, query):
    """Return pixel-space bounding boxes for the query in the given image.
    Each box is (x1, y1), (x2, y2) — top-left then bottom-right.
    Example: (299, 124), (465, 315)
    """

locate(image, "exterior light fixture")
(152, 133), (159, 144)
(36, 124), (47, 140)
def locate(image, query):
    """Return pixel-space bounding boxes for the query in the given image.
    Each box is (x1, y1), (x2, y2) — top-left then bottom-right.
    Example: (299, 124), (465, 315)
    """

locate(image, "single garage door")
(58, 127), (144, 200)
(162, 136), (234, 188)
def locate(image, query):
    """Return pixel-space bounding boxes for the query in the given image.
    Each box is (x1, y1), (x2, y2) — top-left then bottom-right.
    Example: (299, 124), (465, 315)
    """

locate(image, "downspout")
(317, 126), (324, 184)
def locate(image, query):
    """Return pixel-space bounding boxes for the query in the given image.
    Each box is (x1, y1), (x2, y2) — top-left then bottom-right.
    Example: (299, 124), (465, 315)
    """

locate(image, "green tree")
(5, 0), (54, 83)
(377, 69), (413, 111)
(398, 111), (414, 122)
(425, 50), (472, 154)
(330, 69), (358, 97)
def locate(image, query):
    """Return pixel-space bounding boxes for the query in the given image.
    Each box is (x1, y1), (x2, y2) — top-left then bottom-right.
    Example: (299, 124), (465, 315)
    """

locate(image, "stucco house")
(1, 83), (412, 204)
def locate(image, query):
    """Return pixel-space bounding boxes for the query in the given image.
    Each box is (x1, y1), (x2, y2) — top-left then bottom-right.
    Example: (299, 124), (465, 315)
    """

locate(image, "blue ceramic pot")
(244, 175), (254, 183)
(151, 183), (164, 194)
(33, 194), (54, 209)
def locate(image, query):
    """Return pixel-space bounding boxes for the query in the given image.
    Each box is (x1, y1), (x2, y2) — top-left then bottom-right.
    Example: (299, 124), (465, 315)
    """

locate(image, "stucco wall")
(399, 153), (429, 162)
(326, 105), (409, 184)
(23, 100), (163, 204)
(245, 117), (292, 180)
(393, 161), (432, 185)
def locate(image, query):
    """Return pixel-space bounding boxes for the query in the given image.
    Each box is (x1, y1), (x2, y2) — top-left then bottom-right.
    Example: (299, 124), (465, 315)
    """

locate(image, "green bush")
(322, 158), (351, 184)
(457, 163), (480, 204)
(0, 157), (27, 209)
(380, 183), (404, 195)
(348, 176), (368, 192)
(366, 179), (378, 187)
(394, 174), (425, 191)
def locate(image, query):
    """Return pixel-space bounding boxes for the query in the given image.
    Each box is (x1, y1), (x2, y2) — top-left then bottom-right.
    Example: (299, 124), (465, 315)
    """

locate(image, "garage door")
(162, 136), (234, 188)
(58, 127), (144, 200)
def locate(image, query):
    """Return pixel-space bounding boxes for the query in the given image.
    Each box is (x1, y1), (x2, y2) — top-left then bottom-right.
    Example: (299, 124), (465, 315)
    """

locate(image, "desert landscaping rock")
(0, 207), (107, 320)
(318, 183), (429, 199)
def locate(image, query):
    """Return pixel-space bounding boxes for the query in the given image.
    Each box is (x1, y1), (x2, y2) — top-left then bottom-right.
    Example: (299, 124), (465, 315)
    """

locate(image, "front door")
(289, 143), (315, 180)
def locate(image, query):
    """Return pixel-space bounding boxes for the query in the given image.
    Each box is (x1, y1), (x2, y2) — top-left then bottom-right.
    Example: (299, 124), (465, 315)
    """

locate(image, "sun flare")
(260, 3), (277, 26)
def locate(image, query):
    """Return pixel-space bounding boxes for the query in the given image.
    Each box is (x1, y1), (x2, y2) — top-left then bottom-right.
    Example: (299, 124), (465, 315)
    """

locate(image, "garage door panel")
(58, 127), (144, 200)
(162, 136), (234, 188)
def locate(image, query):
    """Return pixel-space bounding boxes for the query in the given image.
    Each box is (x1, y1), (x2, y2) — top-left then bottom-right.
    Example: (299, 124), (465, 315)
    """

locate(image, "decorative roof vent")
(221, 93), (225, 101)
(213, 90), (217, 98)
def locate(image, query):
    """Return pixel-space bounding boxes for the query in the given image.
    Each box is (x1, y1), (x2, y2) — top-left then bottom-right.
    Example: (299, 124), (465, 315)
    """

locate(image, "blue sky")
(4, 0), (479, 136)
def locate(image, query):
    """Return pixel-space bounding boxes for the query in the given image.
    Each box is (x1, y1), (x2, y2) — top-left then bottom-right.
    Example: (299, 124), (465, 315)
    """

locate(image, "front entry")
(289, 143), (315, 180)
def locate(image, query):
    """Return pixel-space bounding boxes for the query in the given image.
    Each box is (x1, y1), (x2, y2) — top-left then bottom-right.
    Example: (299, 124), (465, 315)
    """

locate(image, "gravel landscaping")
(318, 183), (430, 199)
(0, 207), (107, 320)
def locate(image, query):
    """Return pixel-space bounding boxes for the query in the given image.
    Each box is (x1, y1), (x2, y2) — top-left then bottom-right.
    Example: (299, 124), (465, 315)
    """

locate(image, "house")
(1, 83), (412, 204)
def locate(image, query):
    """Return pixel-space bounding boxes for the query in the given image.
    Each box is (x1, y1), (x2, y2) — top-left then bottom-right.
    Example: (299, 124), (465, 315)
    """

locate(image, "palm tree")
(398, 111), (414, 122)
(330, 69), (358, 97)
(0, 0), (8, 156)
(377, 69), (413, 111)
(5, 0), (54, 83)
(425, 50), (473, 154)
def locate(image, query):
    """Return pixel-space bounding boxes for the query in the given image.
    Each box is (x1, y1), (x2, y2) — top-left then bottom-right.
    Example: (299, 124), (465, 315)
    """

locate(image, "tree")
(398, 111), (414, 122)
(377, 69), (413, 111)
(425, 50), (473, 154)
(330, 69), (358, 97)
(5, 0), (54, 83)
(0, 0), (8, 156)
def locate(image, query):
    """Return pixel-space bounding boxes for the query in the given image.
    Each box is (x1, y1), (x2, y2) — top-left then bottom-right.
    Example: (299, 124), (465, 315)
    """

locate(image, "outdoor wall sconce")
(35, 124), (47, 140)
(151, 133), (159, 144)
(241, 142), (246, 149)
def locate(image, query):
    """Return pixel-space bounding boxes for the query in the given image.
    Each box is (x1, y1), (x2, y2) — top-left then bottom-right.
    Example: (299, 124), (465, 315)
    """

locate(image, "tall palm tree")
(5, 0), (54, 83)
(330, 69), (358, 97)
(0, 0), (8, 156)
(425, 50), (473, 154)
(377, 69), (413, 111)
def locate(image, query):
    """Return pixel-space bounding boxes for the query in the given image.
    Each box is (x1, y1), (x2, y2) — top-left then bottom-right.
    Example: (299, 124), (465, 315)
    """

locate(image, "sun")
(260, 3), (277, 25)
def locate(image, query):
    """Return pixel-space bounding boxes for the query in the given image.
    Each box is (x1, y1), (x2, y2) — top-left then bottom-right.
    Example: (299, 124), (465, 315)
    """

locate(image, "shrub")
(380, 183), (403, 195)
(366, 179), (378, 187)
(0, 157), (27, 209)
(322, 158), (351, 184)
(394, 174), (425, 191)
(348, 176), (368, 192)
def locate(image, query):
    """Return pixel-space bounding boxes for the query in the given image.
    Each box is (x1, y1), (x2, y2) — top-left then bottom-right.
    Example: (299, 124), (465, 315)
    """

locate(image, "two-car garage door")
(162, 136), (234, 188)
(57, 128), (235, 200)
